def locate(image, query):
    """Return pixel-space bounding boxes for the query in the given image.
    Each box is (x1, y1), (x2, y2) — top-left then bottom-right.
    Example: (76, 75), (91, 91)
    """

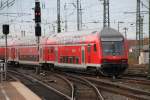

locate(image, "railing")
(0, 60), (6, 82)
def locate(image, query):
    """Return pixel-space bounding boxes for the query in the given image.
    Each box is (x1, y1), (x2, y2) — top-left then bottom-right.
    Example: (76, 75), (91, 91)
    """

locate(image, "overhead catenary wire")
(0, 0), (15, 10)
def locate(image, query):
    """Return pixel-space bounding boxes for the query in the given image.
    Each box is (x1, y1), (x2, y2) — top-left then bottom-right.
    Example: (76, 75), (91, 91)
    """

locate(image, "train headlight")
(122, 60), (127, 63)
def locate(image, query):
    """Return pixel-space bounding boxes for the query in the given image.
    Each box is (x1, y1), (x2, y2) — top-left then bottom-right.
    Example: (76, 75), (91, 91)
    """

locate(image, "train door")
(87, 44), (91, 63)
(81, 46), (85, 64)
(8, 47), (12, 60)
(55, 47), (58, 63)
(10, 48), (15, 61)
(13, 48), (16, 61)
(16, 47), (19, 62)
(39, 47), (43, 63)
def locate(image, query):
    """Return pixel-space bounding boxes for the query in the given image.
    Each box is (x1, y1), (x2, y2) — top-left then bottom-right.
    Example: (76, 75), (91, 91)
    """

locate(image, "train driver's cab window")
(102, 41), (124, 56)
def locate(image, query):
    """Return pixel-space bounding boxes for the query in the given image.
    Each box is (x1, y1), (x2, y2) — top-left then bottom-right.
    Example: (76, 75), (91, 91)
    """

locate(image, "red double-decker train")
(0, 28), (128, 77)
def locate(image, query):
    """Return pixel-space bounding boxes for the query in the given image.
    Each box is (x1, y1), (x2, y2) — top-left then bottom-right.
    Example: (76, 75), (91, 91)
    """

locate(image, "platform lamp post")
(2, 24), (9, 80)
(35, 0), (41, 74)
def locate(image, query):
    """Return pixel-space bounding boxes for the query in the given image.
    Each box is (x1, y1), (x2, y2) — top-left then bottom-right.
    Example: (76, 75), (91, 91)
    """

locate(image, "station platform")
(0, 81), (41, 100)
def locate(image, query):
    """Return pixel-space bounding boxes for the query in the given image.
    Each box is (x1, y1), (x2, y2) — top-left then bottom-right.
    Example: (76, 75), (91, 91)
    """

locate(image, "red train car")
(0, 28), (128, 77)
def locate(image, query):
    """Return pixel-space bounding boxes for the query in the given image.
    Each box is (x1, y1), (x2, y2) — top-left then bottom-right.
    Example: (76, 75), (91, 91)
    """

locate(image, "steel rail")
(65, 73), (104, 100)
(8, 70), (72, 100)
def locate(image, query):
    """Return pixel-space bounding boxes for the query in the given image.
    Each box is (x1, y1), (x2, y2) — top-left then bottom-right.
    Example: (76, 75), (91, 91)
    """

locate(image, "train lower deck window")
(76, 57), (79, 64)
(69, 57), (73, 63)
(73, 56), (75, 63)
(63, 57), (65, 63)
(66, 56), (68, 63)
(60, 57), (63, 63)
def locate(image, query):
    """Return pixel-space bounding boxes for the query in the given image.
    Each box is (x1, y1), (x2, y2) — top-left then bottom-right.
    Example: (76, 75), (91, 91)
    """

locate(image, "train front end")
(99, 28), (128, 77)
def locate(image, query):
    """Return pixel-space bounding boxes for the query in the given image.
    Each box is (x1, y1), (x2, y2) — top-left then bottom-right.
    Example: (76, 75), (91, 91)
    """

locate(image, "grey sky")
(0, 0), (148, 39)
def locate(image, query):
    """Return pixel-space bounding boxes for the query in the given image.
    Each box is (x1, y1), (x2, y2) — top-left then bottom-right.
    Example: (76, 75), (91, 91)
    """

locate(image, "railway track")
(63, 73), (104, 100)
(9, 66), (150, 100)
(85, 76), (150, 100)
(31, 71), (103, 100)
(120, 76), (150, 85)
(9, 67), (104, 100)
(57, 70), (150, 100)
(31, 71), (74, 100)
(8, 70), (72, 100)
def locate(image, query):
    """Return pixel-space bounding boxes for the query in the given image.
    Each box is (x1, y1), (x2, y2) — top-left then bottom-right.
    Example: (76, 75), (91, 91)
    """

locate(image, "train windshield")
(102, 41), (124, 56)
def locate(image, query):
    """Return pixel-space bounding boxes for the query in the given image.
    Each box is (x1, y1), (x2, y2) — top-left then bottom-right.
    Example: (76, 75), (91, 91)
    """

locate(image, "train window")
(60, 56), (63, 63)
(73, 56), (75, 63)
(76, 57), (79, 64)
(51, 48), (54, 53)
(66, 56), (68, 63)
(70, 57), (73, 63)
(102, 41), (124, 56)
(64, 56), (67, 63)
(63, 56), (65, 63)
(94, 44), (97, 52)
(87, 45), (91, 52)
(48, 48), (51, 53)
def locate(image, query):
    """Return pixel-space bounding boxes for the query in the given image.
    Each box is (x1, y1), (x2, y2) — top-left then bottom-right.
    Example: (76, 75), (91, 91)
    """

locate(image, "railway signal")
(34, 0), (41, 74)
(57, 0), (61, 33)
(2, 24), (9, 81)
(35, 1), (41, 23)
(3, 24), (9, 35)
(35, 23), (41, 36)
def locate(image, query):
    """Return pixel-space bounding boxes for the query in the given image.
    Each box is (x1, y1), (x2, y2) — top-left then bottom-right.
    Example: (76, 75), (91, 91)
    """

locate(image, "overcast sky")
(0, 0), (148, 39)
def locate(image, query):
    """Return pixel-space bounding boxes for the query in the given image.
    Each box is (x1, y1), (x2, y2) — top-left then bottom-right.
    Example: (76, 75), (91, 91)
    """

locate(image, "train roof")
(100, 27), (123, 37)
(44, 29), (100, 44)
(46, 28), (123, 39)
(0, 28), (124, 46)
(100, 27), (124, 41)
(48, 29), (99, 38)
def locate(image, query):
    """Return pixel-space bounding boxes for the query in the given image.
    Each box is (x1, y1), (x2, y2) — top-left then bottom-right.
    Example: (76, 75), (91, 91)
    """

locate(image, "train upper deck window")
(49, 47), (54, 53)
(87, 45), (91, 52)
(102, 41), (124, 56)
